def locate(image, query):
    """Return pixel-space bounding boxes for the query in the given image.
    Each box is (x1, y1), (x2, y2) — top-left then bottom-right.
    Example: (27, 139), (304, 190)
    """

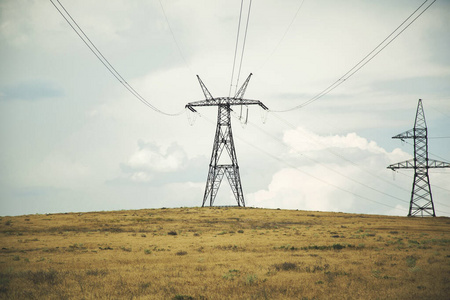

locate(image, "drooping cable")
(272, 0), (437, 112)
(50, 0), (185, 116)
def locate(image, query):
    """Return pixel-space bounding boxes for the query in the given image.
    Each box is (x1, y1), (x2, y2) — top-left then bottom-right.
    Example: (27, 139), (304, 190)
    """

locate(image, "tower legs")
(408, 172), (436, 217)
(202, 105), (245, 207)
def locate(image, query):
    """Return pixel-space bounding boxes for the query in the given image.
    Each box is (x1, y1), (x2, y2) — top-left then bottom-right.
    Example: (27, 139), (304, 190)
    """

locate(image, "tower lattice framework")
(186, 74), (268, 207)
(388, 99), (450, 217)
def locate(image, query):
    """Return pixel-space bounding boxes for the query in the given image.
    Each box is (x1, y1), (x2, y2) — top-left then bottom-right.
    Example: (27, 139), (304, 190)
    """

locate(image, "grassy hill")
(1, 207), (449, 299)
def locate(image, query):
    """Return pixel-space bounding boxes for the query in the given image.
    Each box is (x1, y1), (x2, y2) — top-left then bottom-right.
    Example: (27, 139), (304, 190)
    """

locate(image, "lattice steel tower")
(186, 74), (268, 207)
(388, 99), (450, 217)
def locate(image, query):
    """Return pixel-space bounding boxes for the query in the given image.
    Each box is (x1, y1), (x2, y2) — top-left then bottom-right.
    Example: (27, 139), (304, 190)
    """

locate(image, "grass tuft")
(26, 269), (60, 285)
(406, 255), (417, 268)
(273, 262), (297, 271)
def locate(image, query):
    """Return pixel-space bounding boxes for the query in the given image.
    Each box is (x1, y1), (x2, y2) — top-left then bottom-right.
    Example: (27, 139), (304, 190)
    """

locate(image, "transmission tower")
(186, 73), (268, 207)
(388, 99), (450, 217)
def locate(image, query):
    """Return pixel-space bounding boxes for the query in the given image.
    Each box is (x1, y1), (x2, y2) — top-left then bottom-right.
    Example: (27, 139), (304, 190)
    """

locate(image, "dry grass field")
(0, 207), (449, 299)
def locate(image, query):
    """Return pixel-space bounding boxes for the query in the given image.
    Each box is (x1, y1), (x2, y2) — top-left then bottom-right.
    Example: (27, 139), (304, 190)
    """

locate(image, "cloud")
(247, 127), (413, 215)
(248, 167), (355, 212)
(120, 140), (188, 183)
(283, 127), (388, 154)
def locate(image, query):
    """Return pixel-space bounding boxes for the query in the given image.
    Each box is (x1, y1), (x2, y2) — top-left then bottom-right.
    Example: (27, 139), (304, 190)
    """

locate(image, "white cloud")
(248, 167), (355, 212)
(247, 127), (414, 215)
(283, 128), (388, 154)
(120, 140), (188, 182)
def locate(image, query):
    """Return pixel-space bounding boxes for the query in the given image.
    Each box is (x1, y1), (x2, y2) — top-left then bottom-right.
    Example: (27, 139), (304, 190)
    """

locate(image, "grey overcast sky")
(1, 0), (449, 217)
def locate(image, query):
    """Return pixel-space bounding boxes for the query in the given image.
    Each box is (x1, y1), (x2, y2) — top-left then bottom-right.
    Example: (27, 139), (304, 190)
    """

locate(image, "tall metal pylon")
(388, 99), (450, 217)
(186, 73), (268, 207)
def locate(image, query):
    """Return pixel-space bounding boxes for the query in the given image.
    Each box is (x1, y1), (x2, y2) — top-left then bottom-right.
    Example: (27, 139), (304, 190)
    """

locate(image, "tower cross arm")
(387, 159), (450, 170)
(186, 98), (268, 112)
(392, 128), (415, 140)
(428, 159), (450, 169)
(387, 159), (415, 170)
(228, 98), (268, 110)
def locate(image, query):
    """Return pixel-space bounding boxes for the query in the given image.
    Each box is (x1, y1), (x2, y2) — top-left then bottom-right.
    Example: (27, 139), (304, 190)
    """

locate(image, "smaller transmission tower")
(388, 99), (450, 217)
(186, 73), (268, 207)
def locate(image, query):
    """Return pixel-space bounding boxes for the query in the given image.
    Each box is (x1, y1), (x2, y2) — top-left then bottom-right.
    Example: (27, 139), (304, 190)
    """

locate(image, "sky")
(1, 0), (449, 217)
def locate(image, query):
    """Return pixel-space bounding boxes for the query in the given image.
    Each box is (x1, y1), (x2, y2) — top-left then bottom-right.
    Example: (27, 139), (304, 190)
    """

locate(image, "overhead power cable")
(393, 169), (450, 193)
(427, 103), (450, 119)
(50, 0), (184, 116)
(257, 0), (306, 72)
(228, 0), (253, 96)
(234, 0), (253, 95)
(229, 0), (245, 97)
(272, 0), (437, 112)
(159, 0), (193, 74)
(400, 139), (449, 163)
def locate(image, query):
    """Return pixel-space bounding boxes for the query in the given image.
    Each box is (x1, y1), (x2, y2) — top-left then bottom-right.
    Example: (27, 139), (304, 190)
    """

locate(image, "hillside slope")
(1, 207), (449, 299)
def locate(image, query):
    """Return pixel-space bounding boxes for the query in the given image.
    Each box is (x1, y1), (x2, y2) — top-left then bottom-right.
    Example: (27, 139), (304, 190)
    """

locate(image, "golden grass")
(0, 207), (449, 299)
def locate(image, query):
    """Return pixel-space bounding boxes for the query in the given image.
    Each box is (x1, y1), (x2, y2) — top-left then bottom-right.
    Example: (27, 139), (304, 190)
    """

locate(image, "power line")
(271, 0), (437, 112)
(257, 0), (306, 72)
(234, 0), (253, 95)
(400, 139), (449, 163)
(50, 0), (184, 116)
(427, 103), (450, 119)
(394, 170), (450, 193)
(228, 0), (253, 96)
(159, 0), (193, 74)
(229, 0), (244, 97)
